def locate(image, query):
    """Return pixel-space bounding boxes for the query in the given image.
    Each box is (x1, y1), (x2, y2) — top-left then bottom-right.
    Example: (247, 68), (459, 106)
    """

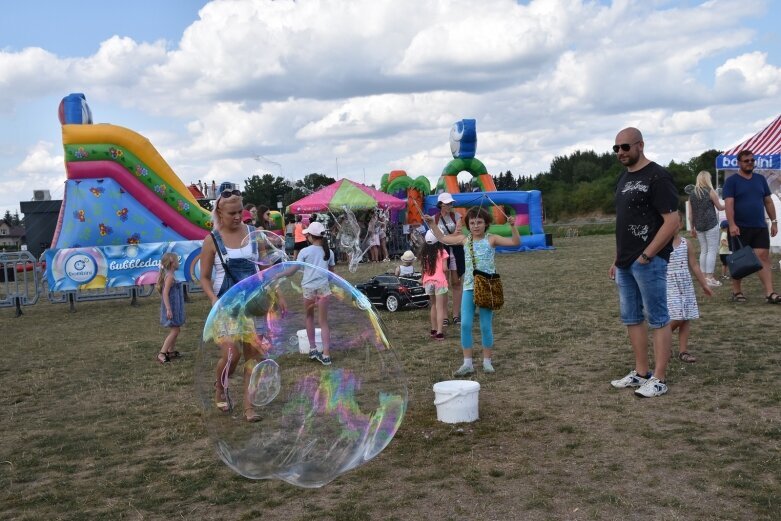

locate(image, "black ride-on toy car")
(355, 273), (429, 312)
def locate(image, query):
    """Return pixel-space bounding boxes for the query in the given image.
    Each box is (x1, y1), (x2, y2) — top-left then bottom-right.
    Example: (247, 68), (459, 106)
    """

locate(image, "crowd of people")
(159, 133), (779, 407)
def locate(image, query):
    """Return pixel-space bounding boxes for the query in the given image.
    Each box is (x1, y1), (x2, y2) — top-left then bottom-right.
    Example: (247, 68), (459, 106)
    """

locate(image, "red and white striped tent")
(716, 114), (781, 173)
(715, 115), (781, 251)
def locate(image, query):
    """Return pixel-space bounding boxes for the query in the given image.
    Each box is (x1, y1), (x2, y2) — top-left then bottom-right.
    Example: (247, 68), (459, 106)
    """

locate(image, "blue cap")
(720, 220), (728, 228)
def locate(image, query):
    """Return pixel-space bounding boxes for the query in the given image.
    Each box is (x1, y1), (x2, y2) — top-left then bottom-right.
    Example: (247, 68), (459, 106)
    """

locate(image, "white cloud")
(1, 0), (781, 218)
(0, 142), (65, 211)
(715, 51), (781, 98)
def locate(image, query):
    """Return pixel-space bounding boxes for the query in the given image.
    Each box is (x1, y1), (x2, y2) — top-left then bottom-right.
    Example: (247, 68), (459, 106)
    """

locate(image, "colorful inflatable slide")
(51, 93), (211, 249)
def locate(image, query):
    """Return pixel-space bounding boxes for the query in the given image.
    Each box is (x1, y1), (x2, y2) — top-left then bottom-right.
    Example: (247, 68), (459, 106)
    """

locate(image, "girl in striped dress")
(667, 225), (713, 363)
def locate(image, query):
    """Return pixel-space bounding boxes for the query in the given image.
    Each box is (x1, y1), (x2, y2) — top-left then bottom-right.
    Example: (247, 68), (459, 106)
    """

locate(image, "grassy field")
(2, 234), (779, 521)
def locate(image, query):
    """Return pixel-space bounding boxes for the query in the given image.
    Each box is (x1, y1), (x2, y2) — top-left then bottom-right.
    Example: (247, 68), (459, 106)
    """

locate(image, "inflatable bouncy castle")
(380, 170), (431, 226)
(424, 119), (550, 252)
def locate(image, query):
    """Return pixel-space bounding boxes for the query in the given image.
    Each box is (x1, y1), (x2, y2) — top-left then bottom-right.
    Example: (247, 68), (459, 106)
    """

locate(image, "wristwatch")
(641, 253), (651, 262)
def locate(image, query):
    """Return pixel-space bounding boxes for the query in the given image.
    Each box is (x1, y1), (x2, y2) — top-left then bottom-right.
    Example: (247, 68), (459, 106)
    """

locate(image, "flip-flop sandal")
(156, 352), (170, 364)
(244, 409), (262, 422)
(766, 293), (781, 304)
(678, 352), (697, 363)
(167, 350), (182, 359)
(731, 292), (747, 303)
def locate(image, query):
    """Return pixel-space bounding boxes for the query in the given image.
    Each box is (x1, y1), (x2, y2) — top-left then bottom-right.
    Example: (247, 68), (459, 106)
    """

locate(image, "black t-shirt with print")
(614, 161), (679, 268)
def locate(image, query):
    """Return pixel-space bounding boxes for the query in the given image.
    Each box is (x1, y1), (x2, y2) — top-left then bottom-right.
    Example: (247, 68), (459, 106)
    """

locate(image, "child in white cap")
(395, 250), (416, 277)
(296, 221), (336, 366)
(420, 229), (449, 340)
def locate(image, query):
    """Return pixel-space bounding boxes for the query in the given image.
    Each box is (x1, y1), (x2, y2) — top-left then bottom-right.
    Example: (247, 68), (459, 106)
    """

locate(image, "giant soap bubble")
(195, 261), (407, 488)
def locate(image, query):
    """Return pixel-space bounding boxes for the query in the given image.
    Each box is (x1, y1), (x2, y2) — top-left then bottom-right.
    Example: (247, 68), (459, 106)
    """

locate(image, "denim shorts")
(615, 256), (669, 328)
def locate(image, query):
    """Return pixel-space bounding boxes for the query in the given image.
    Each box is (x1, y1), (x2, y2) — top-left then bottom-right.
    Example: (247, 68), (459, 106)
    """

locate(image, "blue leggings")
(460, 290), (494, 349)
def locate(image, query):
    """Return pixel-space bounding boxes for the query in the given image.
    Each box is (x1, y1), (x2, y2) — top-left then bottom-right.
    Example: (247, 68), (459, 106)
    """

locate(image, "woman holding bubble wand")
(424, 203), (519, 376)
(200, 189), (265, 421)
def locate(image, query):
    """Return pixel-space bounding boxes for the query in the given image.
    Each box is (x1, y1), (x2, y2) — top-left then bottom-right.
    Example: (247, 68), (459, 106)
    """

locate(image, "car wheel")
(385, 293), (400, 312)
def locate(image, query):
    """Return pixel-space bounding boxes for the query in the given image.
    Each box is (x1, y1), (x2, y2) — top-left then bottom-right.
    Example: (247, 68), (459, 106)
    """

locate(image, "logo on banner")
(64, 253), (97, 284)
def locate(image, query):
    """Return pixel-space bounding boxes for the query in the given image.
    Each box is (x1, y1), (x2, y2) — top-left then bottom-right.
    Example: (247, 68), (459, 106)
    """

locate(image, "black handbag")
(727, 236), (762, 279)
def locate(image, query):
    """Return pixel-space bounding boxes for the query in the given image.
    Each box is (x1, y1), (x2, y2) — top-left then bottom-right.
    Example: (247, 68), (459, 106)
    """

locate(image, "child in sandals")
(156, 253), (184, 363)
(667, 226), (713, 363)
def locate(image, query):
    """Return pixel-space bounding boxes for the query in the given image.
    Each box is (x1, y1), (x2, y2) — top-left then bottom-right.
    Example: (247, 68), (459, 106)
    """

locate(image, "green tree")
(284, 173), (337, 206)
(242, 174), (292, 209)
(2, 210), (21, 226)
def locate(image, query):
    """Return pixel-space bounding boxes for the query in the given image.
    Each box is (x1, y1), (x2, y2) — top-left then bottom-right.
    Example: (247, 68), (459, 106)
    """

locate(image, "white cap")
(302, 221), (326, 237)
(437, 192), (455, 205)
(425, 230), (438, 244)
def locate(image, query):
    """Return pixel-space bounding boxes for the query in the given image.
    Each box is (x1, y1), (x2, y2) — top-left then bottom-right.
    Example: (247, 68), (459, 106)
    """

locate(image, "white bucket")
(297, 328), (323, 354)
(433, 380), (480, 423)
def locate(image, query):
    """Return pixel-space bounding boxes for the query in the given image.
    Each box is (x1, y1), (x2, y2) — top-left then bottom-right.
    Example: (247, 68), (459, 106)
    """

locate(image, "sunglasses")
(220, 189), (242, 198)
(741, 159), (755, 163)
(612, 140), (641, 153)
(215, 189), (242, 210)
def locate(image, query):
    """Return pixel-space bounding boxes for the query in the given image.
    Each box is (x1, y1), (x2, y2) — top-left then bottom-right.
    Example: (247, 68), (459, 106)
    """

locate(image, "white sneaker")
(706, 278), (722, 287)
(634, 377), (668, 398)
(453, 364), (475, 377)
(610, 370), (650, 388)
(483, 360), (495, 373)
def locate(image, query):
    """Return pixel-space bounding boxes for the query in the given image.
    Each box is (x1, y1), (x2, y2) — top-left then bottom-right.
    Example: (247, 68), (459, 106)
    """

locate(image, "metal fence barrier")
(0, 251), (41, 316)
(1, 251), (206, 316)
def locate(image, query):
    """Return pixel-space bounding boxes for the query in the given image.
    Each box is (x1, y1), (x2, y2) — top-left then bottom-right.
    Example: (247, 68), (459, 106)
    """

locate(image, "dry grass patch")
(1, 234), (779, 520)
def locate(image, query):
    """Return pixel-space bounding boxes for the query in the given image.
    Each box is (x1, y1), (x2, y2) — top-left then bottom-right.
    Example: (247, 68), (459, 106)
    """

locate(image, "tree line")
(493, 148), (722, 221)
(237, 149), (722, 222)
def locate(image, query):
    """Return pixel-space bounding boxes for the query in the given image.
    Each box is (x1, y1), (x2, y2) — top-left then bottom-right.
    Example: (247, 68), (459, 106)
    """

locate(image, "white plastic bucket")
(297, 328), (323, 354)
(433, 380), (480, 423)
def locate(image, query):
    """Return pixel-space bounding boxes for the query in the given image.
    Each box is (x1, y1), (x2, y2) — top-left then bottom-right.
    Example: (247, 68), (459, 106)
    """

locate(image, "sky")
(1, 0), (780, 217)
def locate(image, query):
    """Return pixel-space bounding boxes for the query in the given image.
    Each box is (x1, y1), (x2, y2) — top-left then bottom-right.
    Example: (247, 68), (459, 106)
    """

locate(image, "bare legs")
(430, 293), (447, 336)
(627, 322), (672, 381)
(670, 319), (690, 354)
(305, 295), (330, 358)
(730, 248), (774, 297)
(158, 326), (180, 362)
(447, 270), (462, 323)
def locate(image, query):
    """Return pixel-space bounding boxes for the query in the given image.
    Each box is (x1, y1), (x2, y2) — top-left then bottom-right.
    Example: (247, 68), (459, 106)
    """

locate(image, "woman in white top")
(200, 190), (263, 422)
(434, 193), (465, 327)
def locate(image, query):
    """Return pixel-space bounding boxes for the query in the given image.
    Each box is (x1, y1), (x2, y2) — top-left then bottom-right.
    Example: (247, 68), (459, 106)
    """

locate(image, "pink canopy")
(288, 179), (406, 213)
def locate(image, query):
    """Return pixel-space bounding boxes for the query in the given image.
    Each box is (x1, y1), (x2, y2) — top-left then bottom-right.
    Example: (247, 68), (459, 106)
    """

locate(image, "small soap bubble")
(195, 261), (407, 488)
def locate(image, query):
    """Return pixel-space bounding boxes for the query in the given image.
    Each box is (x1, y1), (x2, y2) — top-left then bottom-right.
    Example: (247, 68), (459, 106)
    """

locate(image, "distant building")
(20, 200), (62, 258)
(0, 219), (26, 250)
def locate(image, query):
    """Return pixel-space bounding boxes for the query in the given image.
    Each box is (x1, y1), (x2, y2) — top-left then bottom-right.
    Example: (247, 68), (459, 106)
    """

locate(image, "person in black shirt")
(608, 127), (679, 398)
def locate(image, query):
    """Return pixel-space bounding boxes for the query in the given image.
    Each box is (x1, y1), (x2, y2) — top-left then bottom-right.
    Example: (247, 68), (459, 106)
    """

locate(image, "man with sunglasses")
(722, 149), (779, 304)
(608, 127), (680, 398)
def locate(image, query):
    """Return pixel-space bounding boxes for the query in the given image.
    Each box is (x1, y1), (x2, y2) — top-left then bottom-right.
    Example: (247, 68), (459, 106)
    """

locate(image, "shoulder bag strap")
(210, 231), (237, 282)
(467, 235), (477, 270)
